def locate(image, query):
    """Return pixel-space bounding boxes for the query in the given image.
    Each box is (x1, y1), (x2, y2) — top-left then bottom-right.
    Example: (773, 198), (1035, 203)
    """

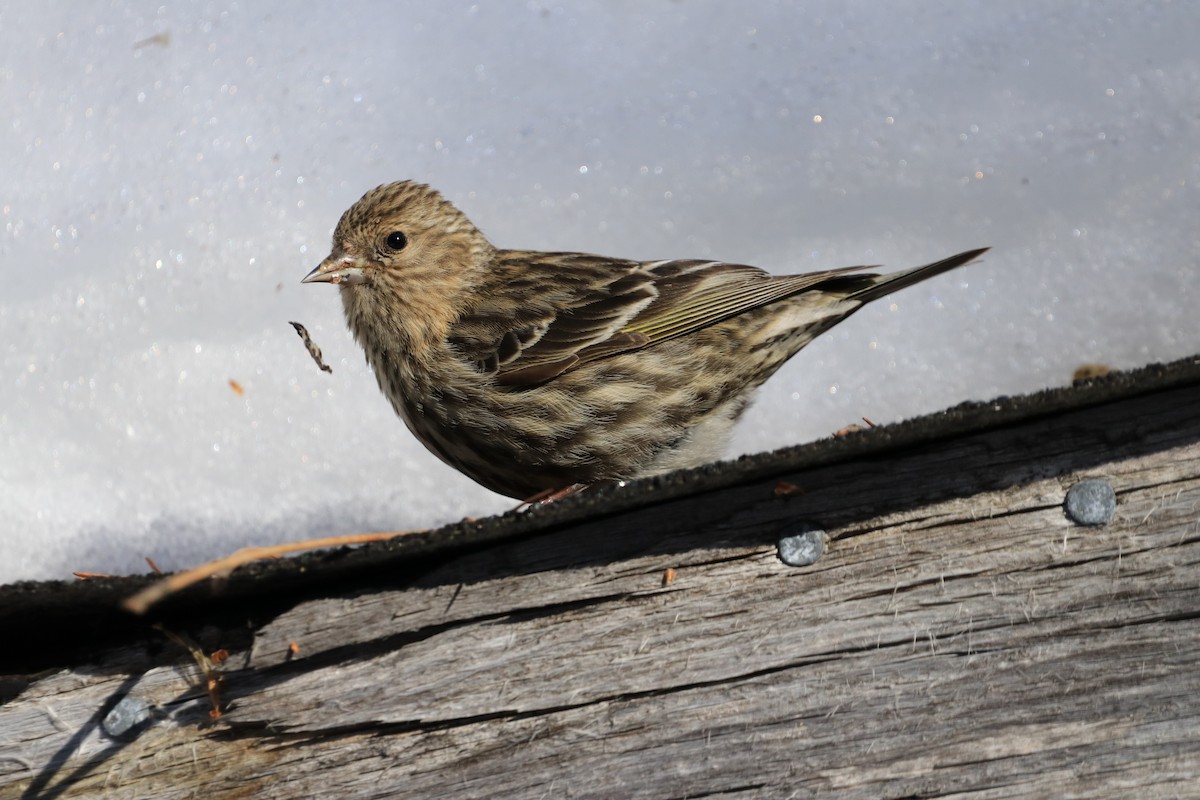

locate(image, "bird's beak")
(302, 254), (367, 286)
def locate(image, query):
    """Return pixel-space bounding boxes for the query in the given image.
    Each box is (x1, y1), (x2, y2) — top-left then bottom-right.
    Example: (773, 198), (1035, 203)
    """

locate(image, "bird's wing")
(622, 259), (875, 344)
(453, 252), (881, 387)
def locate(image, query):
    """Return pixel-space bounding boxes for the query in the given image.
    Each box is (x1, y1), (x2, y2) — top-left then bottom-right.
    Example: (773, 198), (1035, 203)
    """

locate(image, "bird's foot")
(514, 483), (590, 510)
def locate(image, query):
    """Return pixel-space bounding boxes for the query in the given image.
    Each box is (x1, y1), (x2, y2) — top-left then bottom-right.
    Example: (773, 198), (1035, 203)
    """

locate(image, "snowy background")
(2, 1), (1197, 583)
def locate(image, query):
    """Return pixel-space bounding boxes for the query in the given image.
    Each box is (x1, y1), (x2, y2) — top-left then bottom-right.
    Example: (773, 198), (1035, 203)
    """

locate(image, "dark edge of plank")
(1, 354), (1198, 674)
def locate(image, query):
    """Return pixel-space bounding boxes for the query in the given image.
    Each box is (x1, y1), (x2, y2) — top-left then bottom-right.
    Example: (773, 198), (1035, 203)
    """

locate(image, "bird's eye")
(385, 231), (408, 251)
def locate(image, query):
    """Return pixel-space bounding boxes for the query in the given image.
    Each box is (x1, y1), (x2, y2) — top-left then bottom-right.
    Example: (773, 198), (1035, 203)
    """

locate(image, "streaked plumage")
(304, 180), (986, 499)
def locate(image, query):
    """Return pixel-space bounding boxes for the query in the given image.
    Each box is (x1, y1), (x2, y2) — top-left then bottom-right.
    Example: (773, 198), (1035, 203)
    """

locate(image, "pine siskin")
(303, 181), (986, 500)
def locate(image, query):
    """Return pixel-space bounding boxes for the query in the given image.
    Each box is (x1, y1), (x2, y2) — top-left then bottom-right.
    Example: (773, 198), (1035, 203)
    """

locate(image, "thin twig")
(122, 530), (425, 615)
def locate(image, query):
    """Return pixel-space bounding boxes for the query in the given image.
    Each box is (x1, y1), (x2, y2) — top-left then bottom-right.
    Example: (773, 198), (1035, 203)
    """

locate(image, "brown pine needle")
(122, 529), (426, 615)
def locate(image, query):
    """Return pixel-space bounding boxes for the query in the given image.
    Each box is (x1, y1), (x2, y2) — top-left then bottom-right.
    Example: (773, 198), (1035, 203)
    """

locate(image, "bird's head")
(304, 180), (493, 289)
(303, 181), (495, 346)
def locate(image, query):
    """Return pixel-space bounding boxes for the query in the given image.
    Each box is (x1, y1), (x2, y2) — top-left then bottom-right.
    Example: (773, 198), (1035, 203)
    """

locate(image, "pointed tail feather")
(849, 247), (989, 305)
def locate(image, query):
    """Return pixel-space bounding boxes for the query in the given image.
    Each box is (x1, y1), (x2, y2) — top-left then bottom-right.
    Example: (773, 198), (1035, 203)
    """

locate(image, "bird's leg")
(515, 483), (590, 510)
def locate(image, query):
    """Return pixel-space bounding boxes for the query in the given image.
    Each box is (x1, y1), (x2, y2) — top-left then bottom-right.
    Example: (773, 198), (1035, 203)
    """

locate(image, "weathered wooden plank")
(2, 374), (1199, 799)
(227, 448), (1200, 728)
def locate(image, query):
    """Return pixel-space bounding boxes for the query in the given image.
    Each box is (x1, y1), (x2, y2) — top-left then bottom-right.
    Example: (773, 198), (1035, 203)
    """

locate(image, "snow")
(2, 1), (1197, 583)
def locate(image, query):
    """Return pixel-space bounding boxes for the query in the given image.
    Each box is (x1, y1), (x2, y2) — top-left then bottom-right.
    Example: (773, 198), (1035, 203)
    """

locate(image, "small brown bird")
(304, 181), (986, 500)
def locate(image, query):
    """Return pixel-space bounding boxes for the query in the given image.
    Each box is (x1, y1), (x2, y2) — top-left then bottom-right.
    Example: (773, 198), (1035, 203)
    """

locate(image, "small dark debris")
(290, 321), (333, 373)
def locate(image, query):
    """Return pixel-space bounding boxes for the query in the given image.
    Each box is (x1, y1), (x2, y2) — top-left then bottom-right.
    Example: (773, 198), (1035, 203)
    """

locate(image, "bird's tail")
(847, 247), (990, 305)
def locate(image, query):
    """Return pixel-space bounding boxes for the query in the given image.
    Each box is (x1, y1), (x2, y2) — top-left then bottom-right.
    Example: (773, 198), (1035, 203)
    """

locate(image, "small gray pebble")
(1064, 479), (1117, 526)
(778, 524), (826, 567)
(102, 695), (153, 738)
